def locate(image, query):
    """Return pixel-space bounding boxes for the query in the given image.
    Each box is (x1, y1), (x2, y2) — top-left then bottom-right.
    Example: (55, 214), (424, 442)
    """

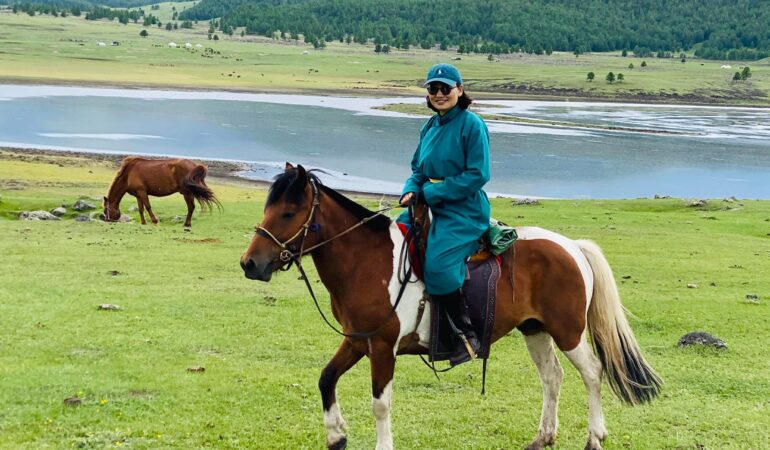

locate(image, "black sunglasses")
(426, 83), (455, 96)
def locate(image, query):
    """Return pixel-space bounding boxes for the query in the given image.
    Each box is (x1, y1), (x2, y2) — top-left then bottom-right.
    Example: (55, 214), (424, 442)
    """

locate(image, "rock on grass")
(678, 331), (727, 350)
(20, 210), (60, 220)
(98, 304), (122, 311)
(63, 396), (82, 406)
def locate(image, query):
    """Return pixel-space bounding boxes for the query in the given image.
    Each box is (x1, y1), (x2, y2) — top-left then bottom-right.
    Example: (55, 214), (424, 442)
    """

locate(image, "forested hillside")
(179, 0), (770, 60)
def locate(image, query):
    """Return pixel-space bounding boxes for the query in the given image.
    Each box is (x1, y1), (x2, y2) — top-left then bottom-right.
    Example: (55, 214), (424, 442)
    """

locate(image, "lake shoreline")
(0, 147), (401, 200)
(3, 77), (769, 109)
(5, 84), (770, 199)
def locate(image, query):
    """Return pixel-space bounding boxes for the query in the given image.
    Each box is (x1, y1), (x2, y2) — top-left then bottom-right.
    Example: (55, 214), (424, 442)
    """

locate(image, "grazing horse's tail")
(577, 239), (662, 405)
(185, 165), (221, 211)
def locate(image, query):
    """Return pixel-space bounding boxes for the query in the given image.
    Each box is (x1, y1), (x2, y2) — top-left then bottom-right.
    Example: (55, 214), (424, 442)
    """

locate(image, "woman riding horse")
(398, 63), (489, 365)
(240, 165), (661, 450)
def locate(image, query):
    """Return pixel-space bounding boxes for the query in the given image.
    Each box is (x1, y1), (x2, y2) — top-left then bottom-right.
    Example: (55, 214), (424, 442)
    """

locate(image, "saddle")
(396, 223), (505, 362)
(430, 256), (501, 362)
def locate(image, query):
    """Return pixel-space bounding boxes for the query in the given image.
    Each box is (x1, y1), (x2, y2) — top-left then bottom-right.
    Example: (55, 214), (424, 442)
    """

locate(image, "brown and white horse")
(240, 164), (661, 450)
(103, 157), (219, 227)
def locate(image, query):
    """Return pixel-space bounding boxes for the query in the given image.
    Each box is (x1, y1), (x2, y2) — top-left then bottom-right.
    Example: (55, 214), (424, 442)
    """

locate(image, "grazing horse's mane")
(107, 157), (140, 198)
(110, 157), (143, 185)
(267, 168), (391, 233)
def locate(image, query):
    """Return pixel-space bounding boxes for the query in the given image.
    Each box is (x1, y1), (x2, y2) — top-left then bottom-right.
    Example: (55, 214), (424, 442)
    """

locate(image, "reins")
(256, 179), (415, 340)
(258, 180), (491, 393)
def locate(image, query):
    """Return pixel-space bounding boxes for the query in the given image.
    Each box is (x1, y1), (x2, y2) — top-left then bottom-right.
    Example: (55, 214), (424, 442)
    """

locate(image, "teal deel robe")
(399, 105), (491, 295)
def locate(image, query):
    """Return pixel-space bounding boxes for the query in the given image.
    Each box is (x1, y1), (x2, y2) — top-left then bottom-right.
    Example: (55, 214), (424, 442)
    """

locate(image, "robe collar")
(436, 105), (463, 126)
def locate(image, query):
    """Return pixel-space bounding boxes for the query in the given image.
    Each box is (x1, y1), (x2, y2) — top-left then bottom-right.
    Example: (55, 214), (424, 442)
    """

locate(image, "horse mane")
(267, 168), (391, 233)
(107, 156), (141, 199)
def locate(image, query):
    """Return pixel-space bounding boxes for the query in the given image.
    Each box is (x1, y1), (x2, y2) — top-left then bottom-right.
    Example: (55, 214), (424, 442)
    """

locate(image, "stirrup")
(459, 333), (478, 361)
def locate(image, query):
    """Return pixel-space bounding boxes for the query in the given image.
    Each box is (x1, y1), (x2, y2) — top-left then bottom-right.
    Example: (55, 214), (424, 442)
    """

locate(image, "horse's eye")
(282, 212), (296, 220)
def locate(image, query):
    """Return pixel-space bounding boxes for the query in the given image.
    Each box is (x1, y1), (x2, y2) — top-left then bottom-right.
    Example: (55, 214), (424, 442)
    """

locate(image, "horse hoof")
(328, 436), (347, 450)
(584, 439), (603, 450)
(525, 435), (555, 450)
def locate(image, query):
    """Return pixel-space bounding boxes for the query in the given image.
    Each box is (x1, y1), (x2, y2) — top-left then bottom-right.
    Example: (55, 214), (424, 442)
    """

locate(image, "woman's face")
(427, 82), (463, 114)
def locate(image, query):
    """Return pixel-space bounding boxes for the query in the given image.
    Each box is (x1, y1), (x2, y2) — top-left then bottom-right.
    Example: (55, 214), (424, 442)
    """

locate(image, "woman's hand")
(399, 192), (415, 206)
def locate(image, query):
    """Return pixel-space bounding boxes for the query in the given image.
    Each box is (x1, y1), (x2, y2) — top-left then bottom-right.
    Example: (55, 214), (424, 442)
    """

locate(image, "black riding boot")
(436, 289), (480, 366)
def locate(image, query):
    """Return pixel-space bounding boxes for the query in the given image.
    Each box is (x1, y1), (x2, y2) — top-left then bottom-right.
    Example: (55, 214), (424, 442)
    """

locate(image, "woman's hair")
(426, 86), (473, 112)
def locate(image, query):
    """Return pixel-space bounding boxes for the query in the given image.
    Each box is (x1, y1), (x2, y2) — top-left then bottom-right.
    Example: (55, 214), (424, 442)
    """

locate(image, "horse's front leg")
(136, 191), (158, 224)
(369, 339), (396, 450)
(135, 196), (147, 225)
(319, 339), (365, 450)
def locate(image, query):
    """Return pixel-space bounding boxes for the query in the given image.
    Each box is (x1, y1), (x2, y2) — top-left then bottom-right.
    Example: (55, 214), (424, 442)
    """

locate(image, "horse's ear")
(295, 165), (308, 185)
(284, 162), (294, 172)
(103, 196), (108, 204)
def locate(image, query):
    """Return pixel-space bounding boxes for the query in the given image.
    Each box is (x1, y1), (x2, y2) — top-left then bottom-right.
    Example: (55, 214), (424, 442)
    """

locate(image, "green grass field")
(1, 9), (769, 104)
(1, 152), (768, 449)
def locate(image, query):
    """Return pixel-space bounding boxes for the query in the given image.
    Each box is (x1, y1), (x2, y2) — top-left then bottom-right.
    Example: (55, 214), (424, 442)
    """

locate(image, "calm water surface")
(1, 85), (769, 199)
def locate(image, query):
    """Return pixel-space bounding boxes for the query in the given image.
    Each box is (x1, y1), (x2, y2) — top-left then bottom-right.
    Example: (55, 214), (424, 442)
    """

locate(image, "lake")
(1, 84), (769, 199)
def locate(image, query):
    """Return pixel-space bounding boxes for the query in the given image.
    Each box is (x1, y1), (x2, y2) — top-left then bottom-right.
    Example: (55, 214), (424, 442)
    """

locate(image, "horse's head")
(102, 196), (121, 222)
(240, 163), (318, 281)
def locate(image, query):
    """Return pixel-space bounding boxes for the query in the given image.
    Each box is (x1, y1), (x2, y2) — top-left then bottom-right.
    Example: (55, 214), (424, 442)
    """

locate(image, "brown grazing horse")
(240, 164), (661, 450)
(103, 157), (219, 227)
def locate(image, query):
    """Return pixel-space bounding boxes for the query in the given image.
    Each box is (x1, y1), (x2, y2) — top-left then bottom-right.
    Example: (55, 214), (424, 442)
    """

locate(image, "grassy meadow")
(1, 7), (770, 104)
(0, 152), (769, 449)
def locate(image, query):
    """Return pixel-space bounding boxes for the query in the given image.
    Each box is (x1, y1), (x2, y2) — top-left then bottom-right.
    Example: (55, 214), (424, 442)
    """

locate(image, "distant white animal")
(168, 42), (177, 48)
(184, 43), (192, 48)
(303, 50), (309, 54)
(721, 64), (732, 69)
(97, 42), (106, 47)
(195, 44), (203, 48)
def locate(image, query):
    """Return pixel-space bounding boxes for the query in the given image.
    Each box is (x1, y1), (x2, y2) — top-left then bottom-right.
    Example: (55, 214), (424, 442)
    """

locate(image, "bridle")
(255, 179), (321, 267)
(256, 179), (395, 269)
(104, 198), (117, 222)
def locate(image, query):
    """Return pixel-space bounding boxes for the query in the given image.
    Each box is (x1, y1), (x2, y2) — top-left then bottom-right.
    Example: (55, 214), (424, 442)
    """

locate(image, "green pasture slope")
(1, 9), (769, 104)
(0, 153), (768, 449)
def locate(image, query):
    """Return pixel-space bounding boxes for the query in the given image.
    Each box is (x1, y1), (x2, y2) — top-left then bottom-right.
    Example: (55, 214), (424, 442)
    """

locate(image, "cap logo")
(437, 69), (443, 75)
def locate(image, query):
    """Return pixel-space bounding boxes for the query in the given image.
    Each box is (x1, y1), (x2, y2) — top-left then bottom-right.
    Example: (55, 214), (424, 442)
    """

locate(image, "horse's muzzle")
(240, 256), (274, 282)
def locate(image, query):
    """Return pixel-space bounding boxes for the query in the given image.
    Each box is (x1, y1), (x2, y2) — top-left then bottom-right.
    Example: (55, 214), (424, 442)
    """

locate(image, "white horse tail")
(577, 239), (662, 405)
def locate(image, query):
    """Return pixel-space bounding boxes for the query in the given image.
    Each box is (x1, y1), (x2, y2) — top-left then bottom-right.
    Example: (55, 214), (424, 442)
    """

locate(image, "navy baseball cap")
(423, 63), (462, 87)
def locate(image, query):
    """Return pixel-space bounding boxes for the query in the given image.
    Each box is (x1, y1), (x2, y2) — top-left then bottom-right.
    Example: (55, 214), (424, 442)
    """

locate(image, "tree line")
(178, 0), (770, 60)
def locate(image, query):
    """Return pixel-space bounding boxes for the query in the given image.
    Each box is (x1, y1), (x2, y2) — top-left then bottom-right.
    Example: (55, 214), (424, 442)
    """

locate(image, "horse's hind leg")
(136, 191), (158, 224)
(524, 332), (563, 450)
(319, 339), (365, 450)
(183, 193), (195, 228)
(564, 338), (607, 450)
